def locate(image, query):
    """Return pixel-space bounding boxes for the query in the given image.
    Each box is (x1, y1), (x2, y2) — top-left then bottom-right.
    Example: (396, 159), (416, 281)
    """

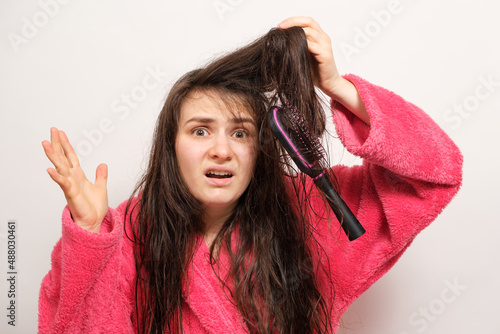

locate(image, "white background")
(1, 0), (499, 333)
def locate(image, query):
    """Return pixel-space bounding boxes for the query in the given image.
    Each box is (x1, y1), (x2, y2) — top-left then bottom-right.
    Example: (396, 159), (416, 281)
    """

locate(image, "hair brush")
(268, 105), (365, 241)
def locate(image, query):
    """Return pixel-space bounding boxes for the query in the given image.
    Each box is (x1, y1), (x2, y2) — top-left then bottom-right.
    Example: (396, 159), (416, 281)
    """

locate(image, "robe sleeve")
(38, 199), (138, 334)
(307, 74), (463, 314)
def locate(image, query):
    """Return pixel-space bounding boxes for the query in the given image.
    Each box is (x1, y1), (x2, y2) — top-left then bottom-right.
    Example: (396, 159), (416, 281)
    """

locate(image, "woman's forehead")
(180, 90), (255, 121)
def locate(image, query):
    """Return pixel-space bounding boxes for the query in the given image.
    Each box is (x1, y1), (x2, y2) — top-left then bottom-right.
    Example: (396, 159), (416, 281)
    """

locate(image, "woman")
(38, 17), (463, 333)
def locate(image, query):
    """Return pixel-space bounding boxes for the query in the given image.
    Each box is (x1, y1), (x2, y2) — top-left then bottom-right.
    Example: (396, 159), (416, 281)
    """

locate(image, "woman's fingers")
(43, 128), (86, 195)
(43, 128), (81, 172)
(278, 16), (322, 31)
(42, 142), (67, 180)
(49, 127), (65, 162)
(59, 130), (80, 168)
(43, 128), (69, 173)
(278, 16), (341, 97)
(46, 167), (71, 192)
(302, 29), (332, 60)
(279, 16), (329, 43)
(278, 17), (333, 62)
(302, 27), (331, 48)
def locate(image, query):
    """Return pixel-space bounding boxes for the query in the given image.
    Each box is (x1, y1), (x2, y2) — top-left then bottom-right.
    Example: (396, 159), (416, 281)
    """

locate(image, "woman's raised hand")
(278, 16), (370, 125)
(42, 128), (109, 233)
(278, 16), (342, 98)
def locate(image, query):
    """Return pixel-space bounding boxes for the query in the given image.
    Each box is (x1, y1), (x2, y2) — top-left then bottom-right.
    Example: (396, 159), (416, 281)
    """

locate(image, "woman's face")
(175, 91), (258, 213)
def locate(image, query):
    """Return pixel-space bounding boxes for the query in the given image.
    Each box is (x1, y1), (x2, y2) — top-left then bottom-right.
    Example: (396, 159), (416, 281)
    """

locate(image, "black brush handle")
(314, 173), (365, 241)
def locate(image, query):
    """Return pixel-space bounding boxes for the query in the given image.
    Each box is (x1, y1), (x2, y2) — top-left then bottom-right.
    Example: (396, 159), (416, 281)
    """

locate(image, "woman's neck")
(201, 205), (234, 248)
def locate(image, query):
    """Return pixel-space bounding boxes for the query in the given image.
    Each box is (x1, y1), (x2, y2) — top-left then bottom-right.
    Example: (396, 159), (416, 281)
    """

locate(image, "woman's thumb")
(95, 163), (108, 189)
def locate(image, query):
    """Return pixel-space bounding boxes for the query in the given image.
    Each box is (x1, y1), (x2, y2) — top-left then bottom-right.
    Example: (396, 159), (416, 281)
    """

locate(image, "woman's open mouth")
(205, 171), (233, 179)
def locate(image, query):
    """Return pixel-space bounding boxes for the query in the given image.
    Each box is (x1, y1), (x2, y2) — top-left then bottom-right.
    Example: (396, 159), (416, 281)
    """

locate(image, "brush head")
(268, 105), (326, 178)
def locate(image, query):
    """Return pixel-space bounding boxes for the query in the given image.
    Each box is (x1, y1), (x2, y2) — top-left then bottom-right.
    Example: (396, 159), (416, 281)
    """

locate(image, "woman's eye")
(194, 128), (208, 137)
(233, 131), (247, 139)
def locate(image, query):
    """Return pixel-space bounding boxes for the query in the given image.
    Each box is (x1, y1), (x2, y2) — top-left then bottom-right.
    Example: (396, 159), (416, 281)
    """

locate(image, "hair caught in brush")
(268, 105), (365, 241)
(125, 26), (339, 333)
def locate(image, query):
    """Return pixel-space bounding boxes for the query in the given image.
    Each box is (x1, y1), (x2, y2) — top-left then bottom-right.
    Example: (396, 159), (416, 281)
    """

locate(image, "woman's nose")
(209, 134), (233, 160)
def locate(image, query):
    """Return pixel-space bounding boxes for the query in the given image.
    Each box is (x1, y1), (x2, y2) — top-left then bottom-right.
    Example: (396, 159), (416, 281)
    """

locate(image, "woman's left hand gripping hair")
(278, 16), (371, 125)
(278, 16), (342, 98)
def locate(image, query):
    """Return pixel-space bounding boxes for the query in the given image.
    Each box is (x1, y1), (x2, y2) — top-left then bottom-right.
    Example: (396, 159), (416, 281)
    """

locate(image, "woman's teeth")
(206, 171), (232, 178)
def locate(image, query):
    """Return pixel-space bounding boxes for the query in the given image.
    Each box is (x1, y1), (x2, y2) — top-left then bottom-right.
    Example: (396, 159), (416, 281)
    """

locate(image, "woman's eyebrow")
(184, 116), (256, 125)
(185, 117), (215, 124)
(231, 117), (256, 125)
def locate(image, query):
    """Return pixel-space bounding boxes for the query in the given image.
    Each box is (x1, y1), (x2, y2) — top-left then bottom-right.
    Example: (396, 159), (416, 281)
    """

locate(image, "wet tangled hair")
(125, 26), (335, 333)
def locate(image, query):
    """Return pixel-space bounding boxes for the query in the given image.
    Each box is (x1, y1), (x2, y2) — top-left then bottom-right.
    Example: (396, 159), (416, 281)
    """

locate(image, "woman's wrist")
(324, 77), (371, 126)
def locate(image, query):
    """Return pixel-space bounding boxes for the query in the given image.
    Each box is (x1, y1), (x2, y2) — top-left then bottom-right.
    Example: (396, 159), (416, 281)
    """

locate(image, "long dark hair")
(126, 26), (335, 333)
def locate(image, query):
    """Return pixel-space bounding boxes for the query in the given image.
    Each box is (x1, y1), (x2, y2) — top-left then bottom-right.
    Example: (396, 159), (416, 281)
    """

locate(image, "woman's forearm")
(326, 77), (371, 126)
